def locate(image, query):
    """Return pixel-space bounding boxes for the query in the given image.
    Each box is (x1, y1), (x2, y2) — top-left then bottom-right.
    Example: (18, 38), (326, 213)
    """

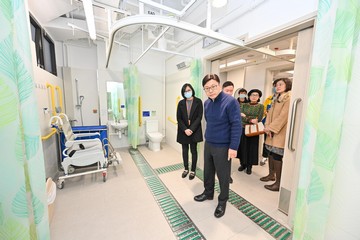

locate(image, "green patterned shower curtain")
(0, 0), (50, 239)
(124, 65), (140, 149)
(293, 0), (360, 239)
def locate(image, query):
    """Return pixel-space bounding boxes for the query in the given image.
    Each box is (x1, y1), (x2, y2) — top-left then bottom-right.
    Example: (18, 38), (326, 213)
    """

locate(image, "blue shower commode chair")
(50, 114), (108, 189)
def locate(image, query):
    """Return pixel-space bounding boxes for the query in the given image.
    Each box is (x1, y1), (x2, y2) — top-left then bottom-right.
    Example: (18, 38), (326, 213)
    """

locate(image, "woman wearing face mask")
(237, 89), (264, 175)
(176, 83), (203, 180)
(237, 88), (249, 104)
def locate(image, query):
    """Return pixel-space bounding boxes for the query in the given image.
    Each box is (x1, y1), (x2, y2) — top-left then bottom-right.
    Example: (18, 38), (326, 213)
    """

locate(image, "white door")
(278, 27), (314, 226)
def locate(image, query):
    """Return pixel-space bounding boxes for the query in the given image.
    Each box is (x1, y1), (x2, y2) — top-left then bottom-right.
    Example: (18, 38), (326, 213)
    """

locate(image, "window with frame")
(30, 15), (57, 76)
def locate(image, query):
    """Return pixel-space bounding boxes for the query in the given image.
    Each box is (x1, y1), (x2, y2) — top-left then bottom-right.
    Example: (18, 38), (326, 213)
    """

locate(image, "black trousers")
(238, 129), (259, 169)
(203, 142), (231, 206)
(182, 143), (198, 172)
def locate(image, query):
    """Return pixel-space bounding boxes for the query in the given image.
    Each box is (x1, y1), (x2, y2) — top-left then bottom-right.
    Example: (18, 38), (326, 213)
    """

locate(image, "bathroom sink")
(111, 120), (128, 131)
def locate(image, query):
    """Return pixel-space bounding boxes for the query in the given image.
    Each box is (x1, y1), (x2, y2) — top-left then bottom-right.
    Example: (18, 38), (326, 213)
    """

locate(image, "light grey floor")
(50, 143), (288, 240)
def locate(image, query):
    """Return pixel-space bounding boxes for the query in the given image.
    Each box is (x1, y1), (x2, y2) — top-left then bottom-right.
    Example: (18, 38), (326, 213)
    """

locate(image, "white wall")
(227, 68), (245, 92)
(70, 68), (99, 126)
(31, 42), (63, 180)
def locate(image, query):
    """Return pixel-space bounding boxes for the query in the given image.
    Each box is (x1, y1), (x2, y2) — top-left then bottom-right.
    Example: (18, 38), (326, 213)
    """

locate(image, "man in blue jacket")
(194, 74), (242, 218)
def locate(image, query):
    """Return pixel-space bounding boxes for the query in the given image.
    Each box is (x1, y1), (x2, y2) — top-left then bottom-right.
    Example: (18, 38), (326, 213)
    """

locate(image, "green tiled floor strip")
(155, 159), (292, 240)
(129, 148), (205, 240)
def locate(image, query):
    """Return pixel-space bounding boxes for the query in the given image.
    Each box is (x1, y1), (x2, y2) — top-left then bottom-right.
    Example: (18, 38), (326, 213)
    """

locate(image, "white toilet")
(145, 119), (164, 152)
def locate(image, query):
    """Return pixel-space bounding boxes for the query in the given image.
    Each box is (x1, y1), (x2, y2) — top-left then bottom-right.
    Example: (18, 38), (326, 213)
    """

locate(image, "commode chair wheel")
(57, 179), (64, 189)
(68, 165), (75, 174)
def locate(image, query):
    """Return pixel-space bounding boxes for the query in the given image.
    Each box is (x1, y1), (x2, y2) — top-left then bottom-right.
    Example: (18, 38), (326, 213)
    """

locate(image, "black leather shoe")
(246, 168), (252, 175)
(194, 193), (213, 202)
(229, 177), (233, 184)
(189, 172), (195, 180)
(214, 204), (226, 218)
(182, 170), (189, 178)
(238, 165), (246, 171)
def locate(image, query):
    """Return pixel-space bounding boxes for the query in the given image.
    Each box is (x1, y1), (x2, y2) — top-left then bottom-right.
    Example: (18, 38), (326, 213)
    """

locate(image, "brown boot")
(265, 160), (282, 191)
(260, 156), (275, 182)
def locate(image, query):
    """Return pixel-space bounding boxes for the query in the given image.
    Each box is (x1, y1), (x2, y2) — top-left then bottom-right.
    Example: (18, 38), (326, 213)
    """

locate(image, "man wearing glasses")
(194, 74), (242, 218)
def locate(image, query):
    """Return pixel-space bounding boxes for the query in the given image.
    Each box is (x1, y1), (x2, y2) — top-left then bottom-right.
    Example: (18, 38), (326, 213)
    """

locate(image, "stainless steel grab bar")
(288, 98), (302, 151)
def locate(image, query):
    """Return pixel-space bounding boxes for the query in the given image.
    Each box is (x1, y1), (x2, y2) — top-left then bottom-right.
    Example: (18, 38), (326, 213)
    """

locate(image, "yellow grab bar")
(55, 85), (64, 114)
(167, 117), (177, 125)
(46, 83), (56, 116)
(139, 96), (142, 126)
(41, 128), (57, 141)
(166, 96), (181, 125)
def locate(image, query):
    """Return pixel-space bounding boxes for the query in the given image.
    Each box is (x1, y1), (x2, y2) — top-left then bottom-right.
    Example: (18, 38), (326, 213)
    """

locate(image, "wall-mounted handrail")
(46, 83), (56, 116)
(55, 86), (64, 113)
(167, 96), (181, 125)
(167, 117), (177, 125)
(41, 128), (57, 141)
(288, 98), (302, 151)
(138, 96), (142, 127)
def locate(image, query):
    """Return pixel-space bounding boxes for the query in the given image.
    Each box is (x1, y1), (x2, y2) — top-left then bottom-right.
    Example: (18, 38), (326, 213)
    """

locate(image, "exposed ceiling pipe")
(139, 2), (145, 15)
(83, 0), (96, 40)
(92, 0), (131, 15)
(206, 0), (211, 29)
(107, 9), (112, 33)
(133, 26), (170, 64)
(151, 47), (193, 58)
(179, 0), (197, 17)
(106, 15), (246, 67)
(175, 0), (266, 53)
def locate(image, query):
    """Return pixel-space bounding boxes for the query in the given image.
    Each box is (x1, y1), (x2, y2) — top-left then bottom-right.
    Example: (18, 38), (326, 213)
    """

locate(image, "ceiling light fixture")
(212, 0), (228, 8)
(83, 0), (96, 40)
(227, 59), (247, 67)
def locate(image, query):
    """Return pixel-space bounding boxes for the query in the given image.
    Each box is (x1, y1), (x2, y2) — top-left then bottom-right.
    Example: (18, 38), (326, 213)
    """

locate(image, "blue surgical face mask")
(272, 87), (276, 94)
(184, 91), (193, 99)
(239, 94), (247, 99)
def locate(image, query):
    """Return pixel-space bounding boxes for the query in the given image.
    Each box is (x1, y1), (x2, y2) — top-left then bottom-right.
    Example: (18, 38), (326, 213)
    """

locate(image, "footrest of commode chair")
(108, 152), (122, 165)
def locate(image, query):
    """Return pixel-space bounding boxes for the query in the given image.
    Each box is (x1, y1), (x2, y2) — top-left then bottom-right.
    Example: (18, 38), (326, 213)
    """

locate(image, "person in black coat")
(176, 83), (203, 180)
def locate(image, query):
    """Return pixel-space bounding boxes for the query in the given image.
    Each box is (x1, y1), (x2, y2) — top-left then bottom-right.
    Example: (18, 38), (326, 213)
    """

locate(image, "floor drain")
(129, 149), (205, 240)
(155, 163), (292, 240)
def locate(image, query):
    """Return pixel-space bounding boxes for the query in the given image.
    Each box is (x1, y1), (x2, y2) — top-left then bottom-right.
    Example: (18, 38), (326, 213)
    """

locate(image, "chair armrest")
(74, 132), (100, 138)
(65, 138), (102, 148)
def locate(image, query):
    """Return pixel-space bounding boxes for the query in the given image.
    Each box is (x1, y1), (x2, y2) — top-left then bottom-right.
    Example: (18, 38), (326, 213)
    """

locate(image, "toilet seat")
(147, 132), (163, 139)
(145, 119), (164, 151)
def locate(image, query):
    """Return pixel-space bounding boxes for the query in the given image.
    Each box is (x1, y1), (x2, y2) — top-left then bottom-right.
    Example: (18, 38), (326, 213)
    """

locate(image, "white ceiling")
(28, 0), (299, 67)
(28, 0), (199, 42)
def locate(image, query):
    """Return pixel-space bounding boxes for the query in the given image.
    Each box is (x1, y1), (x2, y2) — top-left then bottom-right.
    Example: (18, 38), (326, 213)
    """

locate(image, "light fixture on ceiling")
(212, 0), (228, 8)
(219, 63), (227, 68)
(83, 0), (96, 40)
(227, 59), (247, 67)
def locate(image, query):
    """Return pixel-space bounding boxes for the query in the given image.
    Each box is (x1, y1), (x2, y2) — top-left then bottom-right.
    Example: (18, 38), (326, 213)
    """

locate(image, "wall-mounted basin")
(111, 120), (128, 139)
(111, 120), (128, 131)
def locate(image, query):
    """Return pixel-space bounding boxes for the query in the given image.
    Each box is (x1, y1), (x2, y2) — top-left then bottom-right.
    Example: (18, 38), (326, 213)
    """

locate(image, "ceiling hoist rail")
(105, 15), (293, 67)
